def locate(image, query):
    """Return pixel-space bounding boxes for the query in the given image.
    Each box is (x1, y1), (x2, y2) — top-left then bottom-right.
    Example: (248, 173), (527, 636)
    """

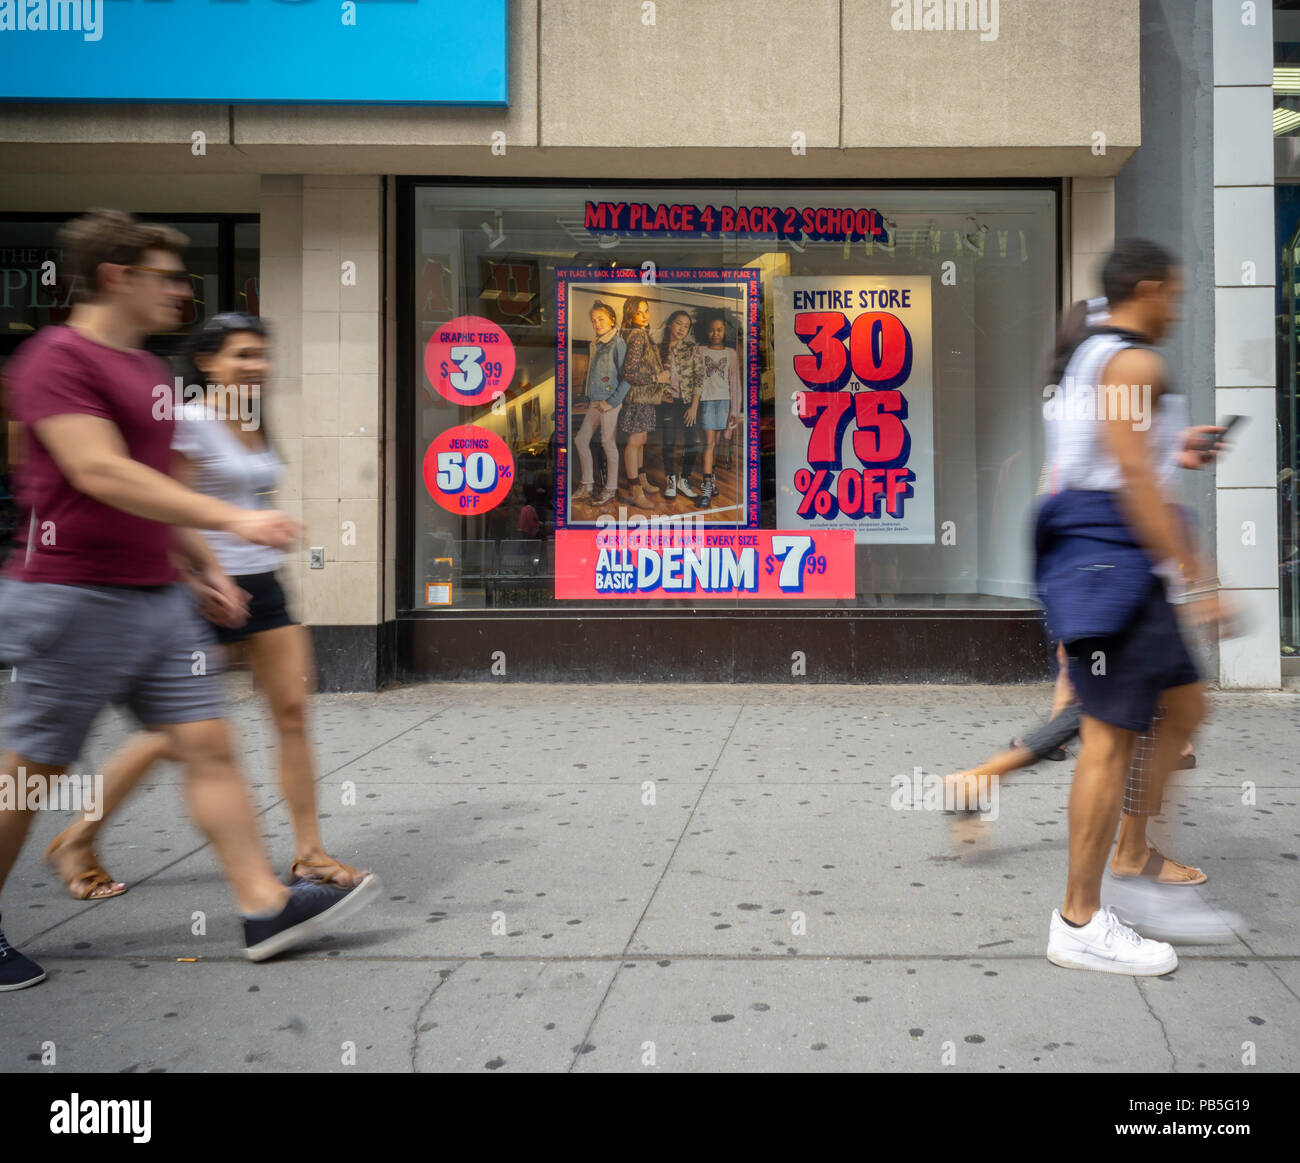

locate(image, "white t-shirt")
(172, 402), (284, 576)
(699, 347), (737, 402)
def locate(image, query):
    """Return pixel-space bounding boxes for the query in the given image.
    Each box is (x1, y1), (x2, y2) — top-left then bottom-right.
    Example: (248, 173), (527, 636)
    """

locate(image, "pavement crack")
(1134, 977), (1177, 1072)
(409, 962), (461, 1072)
(566, 702), (746, 1074)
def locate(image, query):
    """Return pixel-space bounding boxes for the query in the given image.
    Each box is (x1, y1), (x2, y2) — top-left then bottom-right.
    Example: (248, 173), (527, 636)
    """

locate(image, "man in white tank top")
(1042, 240), (1230, 977)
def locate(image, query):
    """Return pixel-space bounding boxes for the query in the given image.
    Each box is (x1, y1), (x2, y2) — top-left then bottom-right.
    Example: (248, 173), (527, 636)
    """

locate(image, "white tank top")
(172, 402), (285, 576)
(1042, 331), (1187, 498)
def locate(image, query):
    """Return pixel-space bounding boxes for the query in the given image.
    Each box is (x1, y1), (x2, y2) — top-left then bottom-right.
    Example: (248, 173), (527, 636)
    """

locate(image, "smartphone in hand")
(1195, 414), (1246, 452)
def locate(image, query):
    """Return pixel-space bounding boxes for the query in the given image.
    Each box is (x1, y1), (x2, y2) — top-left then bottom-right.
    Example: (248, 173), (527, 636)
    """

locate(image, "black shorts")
(211, 570), (295, 645)
(1065, 576), (1200, 733)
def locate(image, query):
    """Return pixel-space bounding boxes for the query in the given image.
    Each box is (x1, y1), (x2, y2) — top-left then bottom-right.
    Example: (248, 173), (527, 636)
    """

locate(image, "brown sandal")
(1113, 845), (1207, 887)
(290, 855), (369, 890)
(44, 828), (128, 901)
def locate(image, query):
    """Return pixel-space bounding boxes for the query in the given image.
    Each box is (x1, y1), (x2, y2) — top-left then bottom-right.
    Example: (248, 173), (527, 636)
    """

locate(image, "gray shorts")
(0, 580), (227, 767)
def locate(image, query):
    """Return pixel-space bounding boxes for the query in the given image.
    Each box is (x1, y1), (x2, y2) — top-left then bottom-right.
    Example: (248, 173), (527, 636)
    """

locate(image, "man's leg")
(0, 753), (64, 896)
(1062, 714), (1136, 923)
(157, 718), (289, 918)
(1113, 683), (1207, 881)
(0, 753), (57, 988)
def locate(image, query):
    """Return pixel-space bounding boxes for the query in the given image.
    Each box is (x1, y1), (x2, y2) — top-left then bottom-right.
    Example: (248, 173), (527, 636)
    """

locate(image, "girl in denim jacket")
(573, 301), (627, 506)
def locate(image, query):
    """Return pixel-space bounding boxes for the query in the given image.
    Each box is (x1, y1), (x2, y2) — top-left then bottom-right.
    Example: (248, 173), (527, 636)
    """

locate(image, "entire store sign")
(774, 276), (935, 543)
(0, 0), (508, 104)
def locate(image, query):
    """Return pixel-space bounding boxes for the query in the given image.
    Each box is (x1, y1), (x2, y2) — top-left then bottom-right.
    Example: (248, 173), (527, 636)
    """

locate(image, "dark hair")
(185, 312), (272, 441)
(697, 310), (734, 347)
(1101, 238), (1176, 307)
(659, 309), (694, 363)
(58, 209), (188, 304)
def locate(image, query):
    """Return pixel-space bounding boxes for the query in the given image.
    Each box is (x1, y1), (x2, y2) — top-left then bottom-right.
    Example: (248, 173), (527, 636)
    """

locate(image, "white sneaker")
(1046, 906), (1178, 976)
(663, 477), (677, 499)
(1101, 872), (1243, 945)
(675, 475), (698, 498)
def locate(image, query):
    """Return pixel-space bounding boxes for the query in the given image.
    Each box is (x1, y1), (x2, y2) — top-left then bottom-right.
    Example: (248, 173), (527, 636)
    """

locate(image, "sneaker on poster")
(1046, 906), (1177, 976)
(572, 483), (593, 501)
(675, 475), (698, 499)
(695, 473), (716, 509)
(663, 477), (677, 499)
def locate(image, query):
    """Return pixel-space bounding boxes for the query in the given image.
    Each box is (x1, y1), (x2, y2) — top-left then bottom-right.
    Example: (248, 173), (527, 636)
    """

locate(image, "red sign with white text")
(422, 425), (514, 515)
(555, 528), (853, 599)
(424, 314), (516, 407)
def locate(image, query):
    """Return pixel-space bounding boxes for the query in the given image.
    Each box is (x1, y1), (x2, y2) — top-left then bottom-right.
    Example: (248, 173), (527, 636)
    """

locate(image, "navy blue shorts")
(1065, 576), (1200, 733)
(212, 570), (295, 645)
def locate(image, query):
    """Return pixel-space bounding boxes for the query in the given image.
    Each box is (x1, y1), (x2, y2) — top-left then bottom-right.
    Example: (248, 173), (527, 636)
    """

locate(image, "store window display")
(402, 184), (1058, 613)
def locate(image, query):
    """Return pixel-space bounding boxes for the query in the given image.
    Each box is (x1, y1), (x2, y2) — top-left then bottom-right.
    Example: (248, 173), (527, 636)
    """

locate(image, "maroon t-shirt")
(3, 326), (177, 585)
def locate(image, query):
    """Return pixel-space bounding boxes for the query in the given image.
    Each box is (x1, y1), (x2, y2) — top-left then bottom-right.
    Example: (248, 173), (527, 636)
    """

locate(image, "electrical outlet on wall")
(310, 547), (325, 569)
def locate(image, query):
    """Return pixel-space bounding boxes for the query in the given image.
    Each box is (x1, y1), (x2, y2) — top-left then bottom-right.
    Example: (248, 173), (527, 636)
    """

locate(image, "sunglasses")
(130, 264), (193, 288)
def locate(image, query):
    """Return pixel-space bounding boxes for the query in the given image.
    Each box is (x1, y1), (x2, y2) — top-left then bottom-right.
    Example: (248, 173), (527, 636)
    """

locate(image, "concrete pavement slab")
(0, 959), (453, 1073)
(1, 682), (1296, 1072)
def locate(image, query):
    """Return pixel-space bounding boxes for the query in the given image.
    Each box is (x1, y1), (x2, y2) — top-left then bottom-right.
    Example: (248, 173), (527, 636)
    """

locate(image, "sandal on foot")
(43, 830), (127, 901)
(290, 855), (369, 890)
(1114, 846), (1207, 887)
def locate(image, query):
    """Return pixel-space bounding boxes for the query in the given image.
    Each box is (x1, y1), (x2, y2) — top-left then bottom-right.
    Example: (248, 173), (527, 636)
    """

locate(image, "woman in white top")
(44, 314), (369, 898)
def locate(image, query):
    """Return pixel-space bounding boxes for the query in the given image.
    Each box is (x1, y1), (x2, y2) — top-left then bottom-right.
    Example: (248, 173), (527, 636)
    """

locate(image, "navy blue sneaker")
(243, 873), (381, 962)
(0, 915), (46, 990)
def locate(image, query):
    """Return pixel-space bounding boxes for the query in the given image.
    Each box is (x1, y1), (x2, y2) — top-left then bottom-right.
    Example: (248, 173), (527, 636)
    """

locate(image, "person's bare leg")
(1112, 682), (1206, 879)
(624, 437), (640, 485)
(45, 730), (174, 897)
(0, 754), (61, 897)
(959, 745), (1037, 779)
(1062, 715), (1135, 924)
(159, 718), (288, 916)
(1050, 642), (1073, 717)
(244, 623), (365, 886)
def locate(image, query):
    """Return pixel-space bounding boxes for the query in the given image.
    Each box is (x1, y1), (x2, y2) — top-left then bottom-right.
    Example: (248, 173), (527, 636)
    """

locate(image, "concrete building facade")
(0, 1), (1286, 690)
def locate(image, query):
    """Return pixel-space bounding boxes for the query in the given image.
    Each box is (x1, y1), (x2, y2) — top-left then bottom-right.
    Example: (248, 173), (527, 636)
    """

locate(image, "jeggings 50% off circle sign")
(422, 425), (514, 515)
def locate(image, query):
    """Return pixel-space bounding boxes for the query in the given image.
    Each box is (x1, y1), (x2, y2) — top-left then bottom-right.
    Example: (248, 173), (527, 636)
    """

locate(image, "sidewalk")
(2, 681), (1297, 1073)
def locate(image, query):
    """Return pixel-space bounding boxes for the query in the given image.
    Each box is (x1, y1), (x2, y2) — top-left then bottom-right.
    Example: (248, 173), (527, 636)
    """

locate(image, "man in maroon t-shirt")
(0, 210), (378, 990)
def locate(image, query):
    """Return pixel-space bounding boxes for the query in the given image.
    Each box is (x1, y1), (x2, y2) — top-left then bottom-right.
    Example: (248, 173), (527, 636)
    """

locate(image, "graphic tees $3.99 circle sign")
(424, 315), (516, 407)
(422, 426), (514, 515)
(774, 276), (935, 544)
